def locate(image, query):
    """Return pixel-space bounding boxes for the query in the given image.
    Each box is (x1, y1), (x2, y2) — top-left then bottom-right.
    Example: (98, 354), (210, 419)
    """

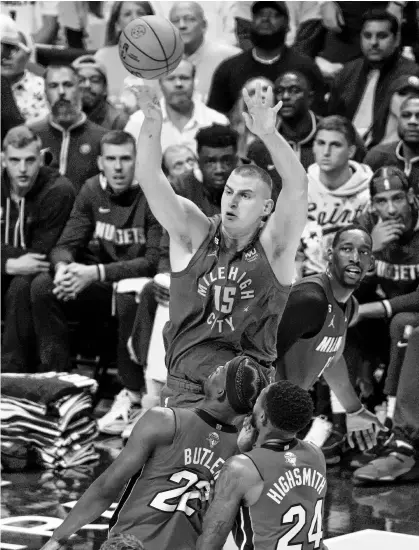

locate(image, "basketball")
(119, 16), (184, 80)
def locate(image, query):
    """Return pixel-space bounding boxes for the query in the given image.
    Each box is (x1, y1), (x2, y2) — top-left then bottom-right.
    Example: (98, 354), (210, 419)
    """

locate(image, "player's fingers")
(242, 112), (252, 129)
(361, 429), (375, 450)
(242, 87), (251, 106)
(273, 99), (283, 114)
(347, 431), (355, 449)
(354, 430), (366, 451)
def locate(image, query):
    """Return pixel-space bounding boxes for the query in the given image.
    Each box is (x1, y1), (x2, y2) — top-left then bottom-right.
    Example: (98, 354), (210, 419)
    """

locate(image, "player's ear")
(98, 154), (104, 172)
(327, 247), (333, 263)
(264, 198), (274, 216)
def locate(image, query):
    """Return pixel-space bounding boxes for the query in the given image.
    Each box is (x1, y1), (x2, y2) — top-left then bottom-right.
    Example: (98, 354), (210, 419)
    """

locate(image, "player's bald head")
(169, 1), (205, 21)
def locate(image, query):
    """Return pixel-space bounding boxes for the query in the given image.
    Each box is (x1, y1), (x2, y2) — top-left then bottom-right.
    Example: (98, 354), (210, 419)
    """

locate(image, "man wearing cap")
(348, 165), (419, 481)
(365, 93), (419, 195)
(40, 356), (269, 550)
(72, 55), (130, 131)
(207, 1), (325, 117)
(0, 14), (49, 125)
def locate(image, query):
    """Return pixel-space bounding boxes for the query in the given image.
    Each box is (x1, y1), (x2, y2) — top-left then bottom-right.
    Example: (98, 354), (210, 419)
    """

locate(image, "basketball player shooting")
(132, 81), (308, 408)
(39, 356), (269, 550)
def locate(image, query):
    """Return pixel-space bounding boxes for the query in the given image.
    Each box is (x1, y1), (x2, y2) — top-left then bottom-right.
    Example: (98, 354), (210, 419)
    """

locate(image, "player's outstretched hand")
(242, 81), (282, 138)
(129, 84), (162, 122)
(346, 407), (388, 451)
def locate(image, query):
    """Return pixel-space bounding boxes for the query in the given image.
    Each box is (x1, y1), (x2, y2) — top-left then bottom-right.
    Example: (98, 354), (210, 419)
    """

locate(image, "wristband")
(96, 264), (101, 281)
(98, 264), (106, 282)
(346, 405), (365, 417)
(382, 300), (392, 318)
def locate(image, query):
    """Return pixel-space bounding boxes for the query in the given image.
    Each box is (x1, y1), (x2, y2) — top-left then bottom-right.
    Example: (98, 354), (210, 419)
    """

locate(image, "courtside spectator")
(299, 116), (372, 277)
(207, 1), (325, 116)
(23, 131), (161, 435)
(342, 167), (419, 457)
(31, 65), (108, 193)
(162, 144), (197, 184)
(1, 126), (75, 372)
(123, 124), (240, 438)
(381, 76), (419, 145)
(0, 16), (49, 125)
(169, 1), (241, 103)
(354, 325), (419, 484)
(1, 76), (24, 142)
(72, 55), (130, 131)
(365, 95), (419, 195)
(95, 2), (155, 103)
(125, 59), (228, 154)
(328, 9), (419, 148)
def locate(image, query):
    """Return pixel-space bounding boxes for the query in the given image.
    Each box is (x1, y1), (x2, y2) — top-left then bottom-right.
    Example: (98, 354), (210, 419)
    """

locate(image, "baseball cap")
(370, 166), (410, 197)
(252, 1), (289, 19)
(390, 75), (419, 96)
(0, 14), (31, 53)
(72, 55), (108, 82)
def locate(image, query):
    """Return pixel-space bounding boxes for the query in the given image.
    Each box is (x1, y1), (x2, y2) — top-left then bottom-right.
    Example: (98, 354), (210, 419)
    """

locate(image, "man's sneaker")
(121, 408), (148, 443)
(97, 389), (142, 435)
(303, 416), (333, 448)
(322, 430), (347, 465)
(353, 441), (416, 484)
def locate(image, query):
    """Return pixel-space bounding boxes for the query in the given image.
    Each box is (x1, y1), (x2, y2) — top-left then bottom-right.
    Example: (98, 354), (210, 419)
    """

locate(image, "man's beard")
(52, 99), (80, 124)
(250, 27), (287, 51)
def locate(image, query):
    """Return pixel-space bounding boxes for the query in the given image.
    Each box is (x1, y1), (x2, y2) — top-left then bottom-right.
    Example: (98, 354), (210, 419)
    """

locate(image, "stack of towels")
(1, 372), (100, 469)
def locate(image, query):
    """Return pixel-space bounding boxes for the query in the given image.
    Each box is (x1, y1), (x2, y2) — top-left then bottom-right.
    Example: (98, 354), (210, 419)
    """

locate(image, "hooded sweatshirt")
(1, 166), (75, 274)
(300, 160), (372, 276)
(50, 174), (162, 282)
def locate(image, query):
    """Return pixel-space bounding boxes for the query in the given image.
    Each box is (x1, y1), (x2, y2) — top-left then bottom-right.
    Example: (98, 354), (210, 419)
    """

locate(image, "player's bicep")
(262, 183), (308, 255)
(99, 408), (175, 494)
(177, 196), (211, 247)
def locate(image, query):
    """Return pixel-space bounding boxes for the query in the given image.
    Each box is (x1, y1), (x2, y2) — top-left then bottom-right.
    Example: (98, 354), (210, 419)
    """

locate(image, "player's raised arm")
(39, 408), (175, 550)
(133, 85), (209, 248)
(243, 83), (308, 285)
(196, 456), (260, 550)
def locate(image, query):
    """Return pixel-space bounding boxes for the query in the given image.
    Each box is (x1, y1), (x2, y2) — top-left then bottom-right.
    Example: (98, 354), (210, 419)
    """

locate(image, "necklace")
(252, 48), (281, 65)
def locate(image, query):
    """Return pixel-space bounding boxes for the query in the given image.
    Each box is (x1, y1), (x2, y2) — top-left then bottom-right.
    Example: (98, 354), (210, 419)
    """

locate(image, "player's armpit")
(196, 456), (256, 550)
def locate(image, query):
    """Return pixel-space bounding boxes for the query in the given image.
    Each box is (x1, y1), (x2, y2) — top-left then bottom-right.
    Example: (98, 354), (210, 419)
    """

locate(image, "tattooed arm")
(196, 455), (261, 550)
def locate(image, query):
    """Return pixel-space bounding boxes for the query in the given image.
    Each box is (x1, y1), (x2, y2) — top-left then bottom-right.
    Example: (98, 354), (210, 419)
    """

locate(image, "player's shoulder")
(292, 277), (328, 305)
(222, 453), (262, 485)
(297, 440), (327, 471)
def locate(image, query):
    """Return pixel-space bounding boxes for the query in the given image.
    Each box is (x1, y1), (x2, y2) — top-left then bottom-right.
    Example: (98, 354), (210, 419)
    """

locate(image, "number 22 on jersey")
(149, 469), (210, 517)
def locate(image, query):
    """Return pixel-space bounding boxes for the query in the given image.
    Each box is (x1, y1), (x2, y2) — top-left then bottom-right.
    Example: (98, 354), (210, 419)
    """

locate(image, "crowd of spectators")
(1, 1), (419, 486)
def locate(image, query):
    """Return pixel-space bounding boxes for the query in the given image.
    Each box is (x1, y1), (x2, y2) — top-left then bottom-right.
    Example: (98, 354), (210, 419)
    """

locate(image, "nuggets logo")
(284, 452), (297, 467)
(131, 24), (147, 39)
(207, 432), (220, 448)
(197, 265), (255, 334)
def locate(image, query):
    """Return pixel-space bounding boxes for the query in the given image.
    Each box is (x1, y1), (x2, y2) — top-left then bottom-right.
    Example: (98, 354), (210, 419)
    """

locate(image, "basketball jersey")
(108, 407), (238, 550)
(234, 440), (327, 550)
(276, 272), (355, 390)
(164, 215), (291, 382)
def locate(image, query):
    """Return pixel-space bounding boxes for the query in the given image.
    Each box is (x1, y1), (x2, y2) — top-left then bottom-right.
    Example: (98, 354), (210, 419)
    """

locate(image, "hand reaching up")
(242, 82), (282, 138)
